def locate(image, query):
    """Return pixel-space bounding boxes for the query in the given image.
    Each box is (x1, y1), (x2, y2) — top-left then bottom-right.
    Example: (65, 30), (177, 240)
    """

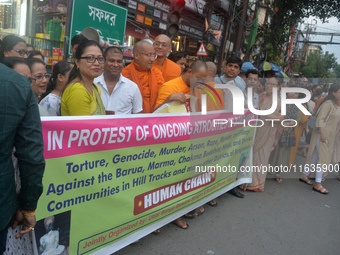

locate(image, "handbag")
(307, 103), (333, 130)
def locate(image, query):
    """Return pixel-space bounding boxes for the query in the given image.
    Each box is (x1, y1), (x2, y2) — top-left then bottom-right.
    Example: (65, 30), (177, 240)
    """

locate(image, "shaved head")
(155, 34), (171, 45)
(133, 40), (155, 70)
(154, 34), (172, 59)
(189, 60), (208, 73)
(205, 61), (217, 78)
(133, 40), (152, 55)
(182, 60), (208, 86)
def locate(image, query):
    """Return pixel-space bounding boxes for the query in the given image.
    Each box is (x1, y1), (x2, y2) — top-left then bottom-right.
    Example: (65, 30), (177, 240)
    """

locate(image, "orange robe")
(153, 58), (181, 82)
(156, 76), (190, 108)
(193, 81), (224, 112)
(156, 78), (224, 112)
(122, 60), (164, 113)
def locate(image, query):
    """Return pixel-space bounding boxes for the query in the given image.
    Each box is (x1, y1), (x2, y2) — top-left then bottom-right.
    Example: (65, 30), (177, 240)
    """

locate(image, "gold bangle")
(22, 211), (35, 216)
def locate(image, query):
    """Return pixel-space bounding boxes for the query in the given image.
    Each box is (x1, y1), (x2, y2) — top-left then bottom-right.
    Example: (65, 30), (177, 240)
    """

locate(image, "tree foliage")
(300, 51), (337, 78)
(257, 0), (340, 65)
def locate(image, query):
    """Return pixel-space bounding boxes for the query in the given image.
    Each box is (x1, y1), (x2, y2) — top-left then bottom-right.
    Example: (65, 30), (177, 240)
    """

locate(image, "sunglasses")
(11, 49), (28, 56)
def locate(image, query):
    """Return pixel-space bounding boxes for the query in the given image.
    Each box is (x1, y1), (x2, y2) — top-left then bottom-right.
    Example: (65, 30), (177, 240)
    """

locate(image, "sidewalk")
(113, 154), (340, 255)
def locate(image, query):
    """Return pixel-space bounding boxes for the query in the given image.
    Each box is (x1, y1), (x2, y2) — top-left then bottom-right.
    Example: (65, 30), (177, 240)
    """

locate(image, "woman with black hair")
(28, 50), (45, 61)
(39, 61), (73, 116)
(300, 84), (340, 194)
(0, 34), (27, 59)
(61, 40), (105, 116)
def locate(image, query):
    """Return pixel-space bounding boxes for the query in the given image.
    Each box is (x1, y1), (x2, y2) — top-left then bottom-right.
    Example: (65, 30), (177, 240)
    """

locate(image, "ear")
(57, 73), (64, 83)
(74, 59), (80, 69)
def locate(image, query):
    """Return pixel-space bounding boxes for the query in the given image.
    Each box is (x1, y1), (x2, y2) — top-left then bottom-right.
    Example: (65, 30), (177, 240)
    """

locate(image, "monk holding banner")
(121, 41), (164, 113)
(155, 60), (209, 109)
(153, 34), (181, 82)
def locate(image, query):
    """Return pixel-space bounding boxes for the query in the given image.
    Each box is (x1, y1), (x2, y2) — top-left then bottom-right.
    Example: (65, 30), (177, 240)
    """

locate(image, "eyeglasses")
(154, 41), (168, 48)
(33, 73), (51, 81)
(27, 77), (35, 83)
(80, 56), (105, 64)
(140, 53), (156, 58)
(11, 49), (28, 56)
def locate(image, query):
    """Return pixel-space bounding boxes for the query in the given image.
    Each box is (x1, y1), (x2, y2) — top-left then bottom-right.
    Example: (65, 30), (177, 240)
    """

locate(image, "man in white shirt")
(94, 47), (143, 115)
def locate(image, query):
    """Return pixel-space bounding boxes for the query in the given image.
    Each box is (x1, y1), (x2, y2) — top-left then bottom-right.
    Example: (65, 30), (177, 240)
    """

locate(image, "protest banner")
(34, 111), (255, 254)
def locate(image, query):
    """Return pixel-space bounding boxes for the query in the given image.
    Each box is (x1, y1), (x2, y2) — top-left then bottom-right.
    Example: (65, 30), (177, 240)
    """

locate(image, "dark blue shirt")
(0, 63), (45, 230)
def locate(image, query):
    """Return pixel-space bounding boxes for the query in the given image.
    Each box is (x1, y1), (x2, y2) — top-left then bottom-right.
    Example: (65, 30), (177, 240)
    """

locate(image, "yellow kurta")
(61, 82), (105, 116)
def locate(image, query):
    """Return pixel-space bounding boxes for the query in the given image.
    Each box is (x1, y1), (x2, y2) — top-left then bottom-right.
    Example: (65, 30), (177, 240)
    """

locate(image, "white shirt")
(94, 73), (143, 115)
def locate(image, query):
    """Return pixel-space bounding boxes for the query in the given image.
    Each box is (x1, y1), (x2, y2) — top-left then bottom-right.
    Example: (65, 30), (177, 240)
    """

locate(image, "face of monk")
(104, 52), (124, 78)
(154, 35), (171, 58)
(190, 67), (208, 84)
(135, 43), (155, 70)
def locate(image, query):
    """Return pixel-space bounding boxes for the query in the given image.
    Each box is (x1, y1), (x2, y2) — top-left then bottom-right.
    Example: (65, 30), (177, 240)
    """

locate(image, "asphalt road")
(113, 152), (340, 255)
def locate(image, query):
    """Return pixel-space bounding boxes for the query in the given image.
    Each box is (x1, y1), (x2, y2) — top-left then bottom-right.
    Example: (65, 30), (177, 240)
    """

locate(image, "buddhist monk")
(194, 61), (225, 112)
(153, 34), (181, 82)
(156, 60), (208, 109)
(121, 41), (164, 113)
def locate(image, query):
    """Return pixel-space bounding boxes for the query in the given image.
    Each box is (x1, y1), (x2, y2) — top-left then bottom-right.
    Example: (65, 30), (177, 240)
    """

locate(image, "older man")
(121, 41), (164, 113)
(153, 34), (181, 82)
(94, 47), (143, 114)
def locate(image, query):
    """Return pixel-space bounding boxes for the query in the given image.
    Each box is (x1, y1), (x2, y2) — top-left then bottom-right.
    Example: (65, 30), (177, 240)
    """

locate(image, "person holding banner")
(240, 77), (284, 192)
(61, 40), (106, 116)
(94, 47), (143, 115)
(0, 63), (45, 254)
(155, 60), (209, 227)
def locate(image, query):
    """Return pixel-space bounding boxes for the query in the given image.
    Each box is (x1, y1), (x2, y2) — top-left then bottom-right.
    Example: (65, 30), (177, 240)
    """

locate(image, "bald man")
(156, 60), (208, 109)
(122, 41), (164, 113)
(193, 61), (224, 112)
(153, 34), (181, 82)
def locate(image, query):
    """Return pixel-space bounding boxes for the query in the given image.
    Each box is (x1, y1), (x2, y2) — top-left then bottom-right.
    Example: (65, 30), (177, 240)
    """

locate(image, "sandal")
(183, 210), (197, 219)
(153, 229), (161, 235)
(248, 188), (263, 192)
(275, 175), (283, 183)
(299, 178), (313, 185)
(312, 186), (329, 195)
(195, 206), (204, 216)
(172, 218), (189, 229)
(206, 199), (218, 207)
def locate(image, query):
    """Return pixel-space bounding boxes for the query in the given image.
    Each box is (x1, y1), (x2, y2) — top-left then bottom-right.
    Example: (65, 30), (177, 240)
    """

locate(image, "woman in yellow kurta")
(300, 84), (340, 194)
(61, 40), (105, 116)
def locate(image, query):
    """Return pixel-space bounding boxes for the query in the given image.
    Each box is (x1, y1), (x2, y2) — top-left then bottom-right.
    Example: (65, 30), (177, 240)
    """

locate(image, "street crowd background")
(1, 30), (340, 255)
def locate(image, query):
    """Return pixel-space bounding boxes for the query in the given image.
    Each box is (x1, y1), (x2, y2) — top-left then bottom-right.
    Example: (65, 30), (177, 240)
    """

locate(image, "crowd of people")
(1, 32), (340, 254)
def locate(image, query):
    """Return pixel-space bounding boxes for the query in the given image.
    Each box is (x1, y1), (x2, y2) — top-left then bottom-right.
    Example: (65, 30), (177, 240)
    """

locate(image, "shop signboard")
(69, 0), (127, 55)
